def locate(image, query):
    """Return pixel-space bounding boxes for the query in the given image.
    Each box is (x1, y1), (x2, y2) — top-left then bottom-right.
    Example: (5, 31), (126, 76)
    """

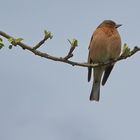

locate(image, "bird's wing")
(88, 53), (92, 82)
(88, 34), (94, 82)
(102, 65), (114, 85)
(88, 35), (93, 49)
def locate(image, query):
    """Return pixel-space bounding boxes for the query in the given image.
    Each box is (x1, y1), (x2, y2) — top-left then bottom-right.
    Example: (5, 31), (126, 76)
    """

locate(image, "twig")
(64, 39), (78, 60)
(33, 37), (47, 50)
(33, 30), (52, 50)
(64, 46), (75, 60)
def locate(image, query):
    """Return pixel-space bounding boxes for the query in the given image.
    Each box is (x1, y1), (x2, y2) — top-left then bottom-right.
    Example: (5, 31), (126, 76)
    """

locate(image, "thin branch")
(33, 37), (47, 50)
(33, 30), (52, 50)
(0, 30), (140, 68)
(64, 40), (77, 60)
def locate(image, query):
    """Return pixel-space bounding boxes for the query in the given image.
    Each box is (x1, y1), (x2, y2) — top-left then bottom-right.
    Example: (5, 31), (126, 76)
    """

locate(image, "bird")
(88, 20), (122, 101)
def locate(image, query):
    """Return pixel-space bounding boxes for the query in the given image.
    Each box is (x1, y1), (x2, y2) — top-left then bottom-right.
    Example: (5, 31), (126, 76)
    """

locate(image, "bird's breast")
(89, 28), (121, 63)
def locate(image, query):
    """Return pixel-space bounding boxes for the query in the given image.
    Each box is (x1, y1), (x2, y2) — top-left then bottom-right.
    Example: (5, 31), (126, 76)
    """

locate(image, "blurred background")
(0, 0), (140, 140)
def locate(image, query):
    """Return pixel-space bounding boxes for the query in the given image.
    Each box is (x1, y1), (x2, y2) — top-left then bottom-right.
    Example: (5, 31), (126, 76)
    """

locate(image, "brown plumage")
(88, 20), (121, 101)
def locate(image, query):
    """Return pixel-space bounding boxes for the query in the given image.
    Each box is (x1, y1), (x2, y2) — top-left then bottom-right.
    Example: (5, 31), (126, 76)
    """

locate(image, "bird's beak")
(115, 24), (122, 28)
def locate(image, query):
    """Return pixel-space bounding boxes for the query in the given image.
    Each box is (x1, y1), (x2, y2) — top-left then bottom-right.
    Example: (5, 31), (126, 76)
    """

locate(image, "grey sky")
(0, 0), (140, 140)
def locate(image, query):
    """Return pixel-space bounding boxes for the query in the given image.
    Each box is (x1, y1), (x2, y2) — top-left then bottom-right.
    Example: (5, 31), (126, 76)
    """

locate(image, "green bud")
(121, 43), (131, 57)
(0, 38), (4, 49)
(68, 39), (78, 48)
(44, 30), (53, 39)
(9, 45), (13, 49)
(8, 37), (23, 46)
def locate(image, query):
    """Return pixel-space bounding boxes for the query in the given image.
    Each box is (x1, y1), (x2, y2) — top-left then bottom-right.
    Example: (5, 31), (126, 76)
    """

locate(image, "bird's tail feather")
(90, 81), (100, 101)
(89, 67), (103, 101)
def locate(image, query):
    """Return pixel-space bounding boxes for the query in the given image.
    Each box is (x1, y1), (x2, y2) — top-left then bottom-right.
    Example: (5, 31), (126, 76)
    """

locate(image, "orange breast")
(89, 27), (121, 63)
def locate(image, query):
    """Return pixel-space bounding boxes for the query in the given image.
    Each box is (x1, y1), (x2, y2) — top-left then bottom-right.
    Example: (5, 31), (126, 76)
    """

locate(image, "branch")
(0, 30), (140, 68)
(64, 39), (78, 60)
(33, 30), (53, 50)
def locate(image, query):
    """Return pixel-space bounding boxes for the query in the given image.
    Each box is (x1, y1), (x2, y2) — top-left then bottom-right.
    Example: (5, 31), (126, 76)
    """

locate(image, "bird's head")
(98, 20), (122, 28)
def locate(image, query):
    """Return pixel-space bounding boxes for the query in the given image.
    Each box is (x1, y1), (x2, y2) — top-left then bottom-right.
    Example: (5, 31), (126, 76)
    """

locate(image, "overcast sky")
(1, 0), (140, 140)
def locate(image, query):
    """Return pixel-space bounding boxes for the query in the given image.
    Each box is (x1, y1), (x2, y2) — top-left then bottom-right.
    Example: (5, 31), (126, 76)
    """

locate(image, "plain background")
(0, 0), (140, 140)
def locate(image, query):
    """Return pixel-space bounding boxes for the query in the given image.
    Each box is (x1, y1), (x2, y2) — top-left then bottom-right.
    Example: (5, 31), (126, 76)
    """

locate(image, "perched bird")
(88, 20), (122, 101)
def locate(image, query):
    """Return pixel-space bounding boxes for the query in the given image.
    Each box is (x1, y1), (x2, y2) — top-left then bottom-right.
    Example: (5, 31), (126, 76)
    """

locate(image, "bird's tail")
(90, 80), (100, 101)
(89, 68), (103, 101)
